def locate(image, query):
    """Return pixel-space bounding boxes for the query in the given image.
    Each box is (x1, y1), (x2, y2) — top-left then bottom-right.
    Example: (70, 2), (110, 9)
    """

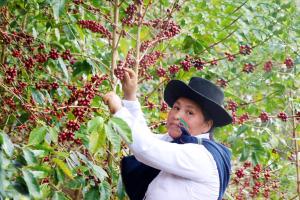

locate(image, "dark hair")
(198, 103), (215, 140)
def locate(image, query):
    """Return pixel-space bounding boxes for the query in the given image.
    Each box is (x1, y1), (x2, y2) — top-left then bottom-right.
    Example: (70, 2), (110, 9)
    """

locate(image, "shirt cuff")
(122, 99), (141, 110)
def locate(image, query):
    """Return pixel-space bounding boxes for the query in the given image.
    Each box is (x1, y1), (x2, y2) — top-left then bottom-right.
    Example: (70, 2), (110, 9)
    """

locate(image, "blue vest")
(121, 127), (231, 200)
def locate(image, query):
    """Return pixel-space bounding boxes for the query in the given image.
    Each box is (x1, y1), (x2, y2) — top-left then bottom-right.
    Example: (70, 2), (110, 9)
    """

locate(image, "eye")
(172, 105), (180, 111)
(187, 111), (194, 115)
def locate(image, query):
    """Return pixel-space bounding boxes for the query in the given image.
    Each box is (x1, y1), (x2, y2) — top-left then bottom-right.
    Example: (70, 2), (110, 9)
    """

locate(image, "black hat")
(164, 77), (232, 127)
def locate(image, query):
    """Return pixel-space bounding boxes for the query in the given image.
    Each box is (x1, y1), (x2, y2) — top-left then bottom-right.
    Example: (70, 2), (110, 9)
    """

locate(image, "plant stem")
(290, 91), (300, 199)
(0, 7), (9, 64)
(134, 3), (143, 75)
(111, 0), (119, 90)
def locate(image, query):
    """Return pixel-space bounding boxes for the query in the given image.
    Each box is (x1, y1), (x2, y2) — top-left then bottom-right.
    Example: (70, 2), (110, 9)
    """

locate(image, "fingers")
(124, 68), (136, 79)
(123, 71), (131, 83)
(103, 91), (114, 105)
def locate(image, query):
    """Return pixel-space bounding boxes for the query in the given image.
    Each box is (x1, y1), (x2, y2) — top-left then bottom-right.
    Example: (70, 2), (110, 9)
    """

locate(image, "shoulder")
(152, 133), (173, 142)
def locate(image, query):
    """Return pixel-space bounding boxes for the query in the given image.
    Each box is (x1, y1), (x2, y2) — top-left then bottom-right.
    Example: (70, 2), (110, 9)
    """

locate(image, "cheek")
(186, 117), (203, 131)
(166, 111), (174, 123)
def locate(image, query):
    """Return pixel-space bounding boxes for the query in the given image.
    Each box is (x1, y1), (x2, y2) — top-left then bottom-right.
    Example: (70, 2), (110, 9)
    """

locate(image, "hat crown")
(163, 77), (232, 127)
(189, 77), (224, 106)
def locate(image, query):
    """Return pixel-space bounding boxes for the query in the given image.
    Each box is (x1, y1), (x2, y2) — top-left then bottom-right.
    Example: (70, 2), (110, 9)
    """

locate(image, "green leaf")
(52, 191), (69, 200)
(99, 181), (111, 200)
(91, 164), (107, 182)
(53, 158), (74, 180)
(55, 28), (60, 41)
(108, 117), (132, 144)
(236, 125), (248, 136)
(87, 117), (106, 154)
(0, 0), (7, 6)
(23, 148), (38, 165)
(48, 126), (58, 143)
(182, 35), (194, 50)
(31, 90), (45, 105)
(116, 176), (126, 200)
(66, 177), (84, 189)
(76, 152), (107, 181)
(58, 58), (69, 81)
(0, 151), (5, 196)
(87, 116), (104, 133)
(84, 186), (100, 200)
(55, 167), (65, 183)
(22, 169), (42, 199)
(1, 132), (14, 157)
(89, 130), (106, 155)
(63, 25), (75, 40)
(51, 0), (65, 23)
(104, 124), (121, 153)
(72, 60), (93, 76)
(28, 126), (47, 145)
(240, 145), (250, 161)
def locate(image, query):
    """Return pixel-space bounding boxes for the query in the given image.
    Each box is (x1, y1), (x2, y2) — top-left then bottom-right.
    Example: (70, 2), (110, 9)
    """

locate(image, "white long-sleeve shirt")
(114, 100), (219, 200)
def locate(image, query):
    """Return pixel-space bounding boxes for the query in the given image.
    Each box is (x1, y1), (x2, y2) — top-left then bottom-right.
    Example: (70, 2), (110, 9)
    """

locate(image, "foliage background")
(0, 0), (299, 199)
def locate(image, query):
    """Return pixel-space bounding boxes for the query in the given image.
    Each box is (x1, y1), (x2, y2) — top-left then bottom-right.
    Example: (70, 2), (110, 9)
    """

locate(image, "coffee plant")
(0, 0), (299, 199)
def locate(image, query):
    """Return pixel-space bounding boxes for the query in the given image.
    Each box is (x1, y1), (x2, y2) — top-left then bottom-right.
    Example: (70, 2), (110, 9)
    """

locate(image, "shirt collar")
(165, 132), (210, 141)
(195, 133), (210, 139)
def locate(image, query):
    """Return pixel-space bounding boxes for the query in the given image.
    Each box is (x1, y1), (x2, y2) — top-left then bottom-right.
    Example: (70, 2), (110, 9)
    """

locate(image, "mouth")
(168, 123), (180, 129)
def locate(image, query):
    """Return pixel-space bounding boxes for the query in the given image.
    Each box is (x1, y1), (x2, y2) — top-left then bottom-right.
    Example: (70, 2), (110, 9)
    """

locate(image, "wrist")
(124, 93), (137, 101)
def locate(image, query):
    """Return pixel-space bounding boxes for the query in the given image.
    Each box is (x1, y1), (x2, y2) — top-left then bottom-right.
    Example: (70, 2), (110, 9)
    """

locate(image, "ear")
(203, 120), (213, 133)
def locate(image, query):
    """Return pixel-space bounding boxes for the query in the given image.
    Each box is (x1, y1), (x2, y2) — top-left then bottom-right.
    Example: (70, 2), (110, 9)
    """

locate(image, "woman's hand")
(121, 68), (138, 101)
(103, 91), (123, 114)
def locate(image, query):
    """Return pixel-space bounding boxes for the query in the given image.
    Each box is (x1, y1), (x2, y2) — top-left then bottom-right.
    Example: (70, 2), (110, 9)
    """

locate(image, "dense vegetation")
(0, 0), (299, 199)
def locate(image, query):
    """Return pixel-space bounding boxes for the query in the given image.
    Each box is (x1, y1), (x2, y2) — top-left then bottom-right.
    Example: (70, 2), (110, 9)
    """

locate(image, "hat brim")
(164, 80), (232, 127)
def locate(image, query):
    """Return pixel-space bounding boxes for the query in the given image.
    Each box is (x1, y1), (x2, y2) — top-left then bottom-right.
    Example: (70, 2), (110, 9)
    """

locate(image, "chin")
(168, 129), (181, 139)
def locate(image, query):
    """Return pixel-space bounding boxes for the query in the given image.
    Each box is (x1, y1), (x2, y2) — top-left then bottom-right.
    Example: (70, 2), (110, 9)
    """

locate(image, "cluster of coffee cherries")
(192, 58), (206, 71)
(73, 0), (84, 4)
(263, 61), (273, 72)
(35, 80), (59, 91)
(237, 113), (249, 124)
(180, 56), (192, 71)
(284, 57), (294, 68)
(225, 52), (235, 61)
(217, 78), (228, 88)
(139, 51), (163, 69)
(179, 56), (210, 72)
(239, 44), (252, 55)
(122, 4), (137, 26)
(4, 65), (17, 84)
(168, 65), (180, 75)
(0, 31), (34, 45)
(78, 20), (112, 39)
(114, 63), (126, 80)
(225, 99), (293, 124)
(232, 161), (279, 199)
(242, 63), (255, 73)
(156, 67), (166, 77)
(139, 19), (181, 52)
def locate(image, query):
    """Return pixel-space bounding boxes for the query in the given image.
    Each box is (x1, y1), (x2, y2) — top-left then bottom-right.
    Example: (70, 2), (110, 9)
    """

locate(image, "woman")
(104, 68), (232, 200)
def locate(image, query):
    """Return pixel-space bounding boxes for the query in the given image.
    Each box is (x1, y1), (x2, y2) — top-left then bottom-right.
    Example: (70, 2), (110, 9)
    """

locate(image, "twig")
(134, 2), (143, 75)
(111, 0), (120, 89)
(197, 28), (238, 55)
(290, 91), (300, 198)
(229, 0), (248, 16)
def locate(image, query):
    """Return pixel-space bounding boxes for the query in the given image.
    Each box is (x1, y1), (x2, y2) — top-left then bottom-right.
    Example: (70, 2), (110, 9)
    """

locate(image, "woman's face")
(166, 97), (213, 138)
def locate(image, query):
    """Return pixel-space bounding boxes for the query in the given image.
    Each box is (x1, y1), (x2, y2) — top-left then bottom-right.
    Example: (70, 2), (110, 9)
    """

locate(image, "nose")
(173, 110), (183, 121)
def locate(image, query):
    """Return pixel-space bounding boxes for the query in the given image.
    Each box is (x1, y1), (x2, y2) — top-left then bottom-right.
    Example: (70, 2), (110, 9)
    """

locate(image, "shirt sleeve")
(122, 99), (147, 126)
(114, 101), (216, 182)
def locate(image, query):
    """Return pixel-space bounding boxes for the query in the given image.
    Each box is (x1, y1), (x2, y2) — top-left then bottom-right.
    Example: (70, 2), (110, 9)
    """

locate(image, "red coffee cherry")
(263, 61), (273, 72)
(284, 57), (294, 68)
(277, 112), (288, 121)
(259, 112), (269, 122)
